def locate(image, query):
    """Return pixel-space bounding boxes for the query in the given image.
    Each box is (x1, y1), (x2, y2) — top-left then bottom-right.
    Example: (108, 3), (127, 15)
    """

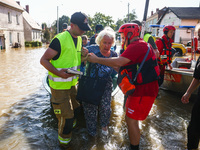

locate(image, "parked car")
(172, 43), (187, 56)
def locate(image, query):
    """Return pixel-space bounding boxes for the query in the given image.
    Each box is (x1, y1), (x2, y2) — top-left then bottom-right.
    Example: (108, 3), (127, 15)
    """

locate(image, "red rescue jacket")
(156, 35), (173, 65)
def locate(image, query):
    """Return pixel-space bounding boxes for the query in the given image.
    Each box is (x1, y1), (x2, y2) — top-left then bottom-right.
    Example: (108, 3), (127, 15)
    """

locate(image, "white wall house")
(0, 0), (24, 49)
(145, 7), (167, 36)
(22, 5), (42, 42)
(156, 7), (200, 44)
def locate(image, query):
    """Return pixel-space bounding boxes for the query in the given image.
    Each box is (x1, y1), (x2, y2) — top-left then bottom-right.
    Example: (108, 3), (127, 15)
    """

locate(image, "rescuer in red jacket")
(155, 25), (176, 86)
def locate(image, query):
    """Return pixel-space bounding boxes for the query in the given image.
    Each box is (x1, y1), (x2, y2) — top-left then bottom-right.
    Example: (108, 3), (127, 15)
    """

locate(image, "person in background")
(80, 35), (89, 72)
(155, 25), (176, 86)
(82, 27), (117, 137)
(40, 12), (91, 148)
(82, 35), (89, 47)
(62, 23), (68, 32)
(131, 20), (160, 58)
(87, 23), (159, 150)
(89, 24), (104, 45)
(181, 27), (200, 150)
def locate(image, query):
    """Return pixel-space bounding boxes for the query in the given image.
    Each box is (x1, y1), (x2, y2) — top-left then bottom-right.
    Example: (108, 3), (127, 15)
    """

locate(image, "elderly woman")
(82, 27), (117, 137)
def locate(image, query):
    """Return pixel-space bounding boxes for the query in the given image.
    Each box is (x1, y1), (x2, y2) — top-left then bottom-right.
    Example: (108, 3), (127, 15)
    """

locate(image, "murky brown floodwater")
(0, 46), (196, 150)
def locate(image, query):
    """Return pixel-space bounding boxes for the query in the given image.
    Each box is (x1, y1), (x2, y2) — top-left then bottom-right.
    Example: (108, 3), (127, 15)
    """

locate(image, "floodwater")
(0, 46), (196, 150)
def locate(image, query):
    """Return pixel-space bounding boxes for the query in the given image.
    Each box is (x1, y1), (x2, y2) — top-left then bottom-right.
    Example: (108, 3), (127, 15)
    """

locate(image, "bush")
(25, 41), (42, 47)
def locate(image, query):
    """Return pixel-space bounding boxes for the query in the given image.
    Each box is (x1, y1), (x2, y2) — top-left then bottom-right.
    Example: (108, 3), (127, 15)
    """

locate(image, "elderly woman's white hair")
(95, 26), (116, 46)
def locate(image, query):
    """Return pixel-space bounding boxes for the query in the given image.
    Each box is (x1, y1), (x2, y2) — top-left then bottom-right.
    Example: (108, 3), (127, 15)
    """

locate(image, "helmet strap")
(128, 38), (130, 46)
(123, 39), (127, 50)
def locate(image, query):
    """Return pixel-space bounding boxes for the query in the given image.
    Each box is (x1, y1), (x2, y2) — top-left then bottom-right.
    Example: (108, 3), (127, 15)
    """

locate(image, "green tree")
(87, 12), (115, 38)
(115, 19), (124, 31)
(123, 9), (137, 23)
(41, 23), (47, 30)
(43, 28), (50, 43)
(52, 15), (70, 34)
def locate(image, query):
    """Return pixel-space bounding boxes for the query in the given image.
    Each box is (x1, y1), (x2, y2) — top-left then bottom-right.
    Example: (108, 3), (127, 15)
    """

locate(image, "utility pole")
(128, 3), (130, 22)
(140, 0), (150, 38)
(57, 6), (59, 34)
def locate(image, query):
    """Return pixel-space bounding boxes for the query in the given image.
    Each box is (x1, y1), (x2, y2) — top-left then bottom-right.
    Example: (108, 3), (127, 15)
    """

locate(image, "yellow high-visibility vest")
(48, 31), (82, 89)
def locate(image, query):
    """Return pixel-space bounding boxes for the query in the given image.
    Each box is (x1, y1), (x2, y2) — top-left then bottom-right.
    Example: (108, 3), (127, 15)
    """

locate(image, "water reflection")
(0, 46), (195, 149)
(0, 47), (47, 116)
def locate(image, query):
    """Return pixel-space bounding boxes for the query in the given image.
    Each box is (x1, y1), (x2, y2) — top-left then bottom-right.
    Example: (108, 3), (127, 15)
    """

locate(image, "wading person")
(121, 20), (160, 108)
(181, 28), (200, 150)
(81, 27), (117, 137)
(155, 25), (176, 86)
(40, 12), (91, 147)
(87, 23), (159, 150)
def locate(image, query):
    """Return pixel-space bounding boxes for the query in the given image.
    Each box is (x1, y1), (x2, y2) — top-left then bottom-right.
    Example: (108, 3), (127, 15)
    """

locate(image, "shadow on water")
(0, 85), (196, 150)
(0, 84), (127, 150)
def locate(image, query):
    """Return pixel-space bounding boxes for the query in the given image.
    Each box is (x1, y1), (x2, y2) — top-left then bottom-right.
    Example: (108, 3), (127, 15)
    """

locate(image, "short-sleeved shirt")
(49, 31), (78, 60)
(121, 38), (159, 97)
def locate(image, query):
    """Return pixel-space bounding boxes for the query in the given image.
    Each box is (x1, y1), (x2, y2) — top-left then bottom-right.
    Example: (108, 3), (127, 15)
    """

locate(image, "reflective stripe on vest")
(48, 31), (82, 89)
(58, 135), (71, 144)
(48, 66), (80, 82)
(48, 74), (78, 82)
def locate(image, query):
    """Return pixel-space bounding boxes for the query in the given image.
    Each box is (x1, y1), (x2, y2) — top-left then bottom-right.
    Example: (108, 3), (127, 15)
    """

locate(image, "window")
(16, 15), (19, 25)
(9, 32), (12, 45)
(8, 12), (12, 23)
(17, 33), (20, 43)
(33, 31), (35, 40)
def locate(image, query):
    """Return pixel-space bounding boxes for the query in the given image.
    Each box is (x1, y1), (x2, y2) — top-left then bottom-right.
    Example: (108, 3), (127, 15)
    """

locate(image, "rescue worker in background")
(87, 23), (159, 150)
(155, 25), (176, 86)
(131, 20), (160, 58)
(181, 27), (200, 150)
(89, 24), (104, 45)
(40, 12), (91, 148)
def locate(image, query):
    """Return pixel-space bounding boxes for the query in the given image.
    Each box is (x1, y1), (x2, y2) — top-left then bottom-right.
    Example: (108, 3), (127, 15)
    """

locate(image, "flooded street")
(0, 46), (195, 150)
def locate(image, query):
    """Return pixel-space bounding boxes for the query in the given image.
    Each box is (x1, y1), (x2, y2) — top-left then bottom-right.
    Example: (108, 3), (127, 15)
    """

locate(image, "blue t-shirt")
(85, 45), (117, 78)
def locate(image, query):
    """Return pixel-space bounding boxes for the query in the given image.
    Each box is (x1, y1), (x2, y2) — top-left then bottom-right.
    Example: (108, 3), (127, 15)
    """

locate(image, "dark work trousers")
(187, 89), (200, 149)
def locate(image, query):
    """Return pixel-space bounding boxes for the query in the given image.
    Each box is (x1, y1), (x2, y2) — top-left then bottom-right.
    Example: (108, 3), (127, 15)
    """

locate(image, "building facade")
(146, 7), (200, 44)
(0, 0), (24, 49)
(22, 5), (42, 42)
(157, 7), (200, 44)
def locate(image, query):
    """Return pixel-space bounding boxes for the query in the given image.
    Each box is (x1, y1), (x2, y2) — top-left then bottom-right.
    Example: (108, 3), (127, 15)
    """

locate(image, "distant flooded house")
(22, 5), (42, 42)
(0, 0), (24, 49)
(145, 7), (167, 36)
(157, 7), (200, 44)
(146, 7), (200, 44)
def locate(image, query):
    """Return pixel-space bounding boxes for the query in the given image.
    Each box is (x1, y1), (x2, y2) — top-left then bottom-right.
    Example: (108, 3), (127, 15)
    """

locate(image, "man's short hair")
(131, 20), (142, 26)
